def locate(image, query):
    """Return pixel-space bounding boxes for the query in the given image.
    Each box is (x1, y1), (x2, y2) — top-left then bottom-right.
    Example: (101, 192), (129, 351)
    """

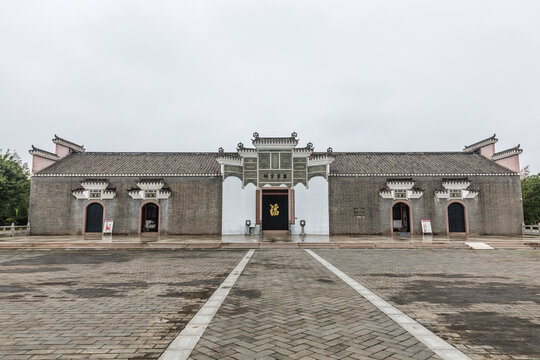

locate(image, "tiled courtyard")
(0, 249), (538, 359)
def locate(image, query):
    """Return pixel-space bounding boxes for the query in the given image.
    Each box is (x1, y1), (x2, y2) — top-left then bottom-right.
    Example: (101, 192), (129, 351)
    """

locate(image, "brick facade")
(29, 176), (222, 235)
(29, 173), (523, 236)
(27, 134), (524, 236)
(328, 175), (523, 235)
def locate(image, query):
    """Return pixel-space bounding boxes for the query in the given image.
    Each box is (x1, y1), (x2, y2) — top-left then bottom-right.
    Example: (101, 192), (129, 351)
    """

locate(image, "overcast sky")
(1, 0), (539, 173)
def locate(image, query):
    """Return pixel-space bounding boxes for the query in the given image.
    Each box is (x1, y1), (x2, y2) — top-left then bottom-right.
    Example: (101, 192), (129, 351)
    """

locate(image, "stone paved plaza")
(0, 249), (538, 359)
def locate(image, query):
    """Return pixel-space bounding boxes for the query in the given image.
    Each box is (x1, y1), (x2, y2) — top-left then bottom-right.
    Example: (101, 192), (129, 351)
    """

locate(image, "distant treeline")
(0, 150), (30, 226)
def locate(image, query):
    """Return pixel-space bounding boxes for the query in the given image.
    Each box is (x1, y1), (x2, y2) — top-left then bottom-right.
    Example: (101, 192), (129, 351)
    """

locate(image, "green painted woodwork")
(293, 170), (307, 179)
(307, 165), (327, 180)
(225, 149), (329, 187)
(308, 165), (326, 173)
(293, 158), (307, 170)
(259, 153), (270, 169)
(244, 170), (257, 179)
(308, 172), (326, 180)
(271, 153), (279, 169)
(224, 165), (243, 180)
(244, 158), (257, 170)
(294, 178), (307, 186)
(280, 153), (292, 168)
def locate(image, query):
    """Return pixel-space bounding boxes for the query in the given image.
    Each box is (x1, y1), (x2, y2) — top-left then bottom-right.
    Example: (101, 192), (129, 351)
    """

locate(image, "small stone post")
(10, 223), (15, 237)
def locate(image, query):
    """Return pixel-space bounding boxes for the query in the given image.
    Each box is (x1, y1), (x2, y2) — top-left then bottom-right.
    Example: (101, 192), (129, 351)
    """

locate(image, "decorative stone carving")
(442, 179), (470, 190)
(292, 148), (314, 158)
(379, 179), (423, 200)
(216, 133), (334, 188)
(379, 190), (393, 199)
(128, 179), (171, 200)
(72, 180), (116, 200)
(435, 179), (478, 200)
(137, 180), (164, 191)
(80, 180), (109, 191)
(386, 180), (415, 190)
(216, 154), (242, 166)
(308, 154), (335, 167)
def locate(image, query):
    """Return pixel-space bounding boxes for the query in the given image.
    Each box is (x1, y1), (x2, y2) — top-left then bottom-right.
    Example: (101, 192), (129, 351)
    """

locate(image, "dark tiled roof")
(53, 135), (85, 151)
(329, 152), (515, 175)
(252, 137), (299, 146)
(36, 152), (221, 176)
(35, 151), (516, 176)
(29, 145), (60, 160)
(463, 134), (498, 152)
(492, 144), (523, 160)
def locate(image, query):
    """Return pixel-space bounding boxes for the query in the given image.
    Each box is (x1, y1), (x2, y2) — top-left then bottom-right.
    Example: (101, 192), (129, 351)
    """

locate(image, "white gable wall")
(291, 177), (329, 234)
(222, 177), (256, 234)
(222, 176), (330, 235)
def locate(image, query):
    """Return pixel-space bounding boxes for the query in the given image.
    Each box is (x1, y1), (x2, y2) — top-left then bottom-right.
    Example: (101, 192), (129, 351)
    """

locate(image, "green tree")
(0, 150), (30, 225)
(522, 174), (540, 224)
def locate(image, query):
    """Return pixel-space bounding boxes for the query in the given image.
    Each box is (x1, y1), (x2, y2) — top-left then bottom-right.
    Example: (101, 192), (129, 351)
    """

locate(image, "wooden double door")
(261, 192), (289, 231)
(255, 188), (295, 232)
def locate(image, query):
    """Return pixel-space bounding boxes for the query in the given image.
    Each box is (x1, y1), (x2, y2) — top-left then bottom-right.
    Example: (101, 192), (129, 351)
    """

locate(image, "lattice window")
(145, 190), (157, 199)
(89, 190), (102, 199)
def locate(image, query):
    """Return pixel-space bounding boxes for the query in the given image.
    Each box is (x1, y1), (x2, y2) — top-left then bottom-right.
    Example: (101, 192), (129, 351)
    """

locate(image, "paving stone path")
(0, 250), (244, 359)
(189, 250), (441, 360)
(0, 248), (538, 359)
(315, 249), (540, 360)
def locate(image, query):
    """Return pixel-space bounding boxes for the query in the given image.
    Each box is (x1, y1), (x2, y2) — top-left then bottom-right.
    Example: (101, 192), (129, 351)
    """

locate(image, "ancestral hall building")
(28, 133), (524, 236)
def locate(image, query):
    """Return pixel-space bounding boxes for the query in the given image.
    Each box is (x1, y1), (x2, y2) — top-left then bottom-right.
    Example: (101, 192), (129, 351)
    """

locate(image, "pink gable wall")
(495, 155), (520, 173)
(479, 144), (495, 158)
(55, 144), (71, 159)
(32, 156), (56, 173)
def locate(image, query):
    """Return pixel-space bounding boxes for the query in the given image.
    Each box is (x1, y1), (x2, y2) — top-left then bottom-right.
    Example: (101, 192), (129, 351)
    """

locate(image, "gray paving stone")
(315, 249), (540, 360)
(189, 250), (441, 360)
(0, 249), (244, 359)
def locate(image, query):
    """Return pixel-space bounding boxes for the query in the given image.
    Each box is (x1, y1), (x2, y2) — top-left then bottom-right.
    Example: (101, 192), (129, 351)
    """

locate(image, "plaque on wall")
(354, 207), (366, 218)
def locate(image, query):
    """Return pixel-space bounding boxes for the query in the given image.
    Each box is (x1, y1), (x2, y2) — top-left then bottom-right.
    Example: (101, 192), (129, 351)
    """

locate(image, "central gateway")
(217, 132), (334, 235)
(261, 189), (289, 231)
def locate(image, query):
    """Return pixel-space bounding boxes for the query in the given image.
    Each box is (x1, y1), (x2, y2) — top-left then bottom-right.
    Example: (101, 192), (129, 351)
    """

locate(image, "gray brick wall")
(29, 176), (222, 235)
(29, 174), (523, 236)
(328, 175), (523, 235)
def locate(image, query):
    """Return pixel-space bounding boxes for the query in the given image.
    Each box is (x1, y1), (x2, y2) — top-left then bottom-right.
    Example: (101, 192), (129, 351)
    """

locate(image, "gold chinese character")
(270, 204), (279, 216)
